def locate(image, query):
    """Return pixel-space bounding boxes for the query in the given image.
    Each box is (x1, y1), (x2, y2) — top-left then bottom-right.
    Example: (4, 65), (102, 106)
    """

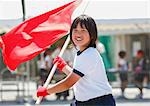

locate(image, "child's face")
(137, 53), (143, 59)
(72, 23), (90, 51)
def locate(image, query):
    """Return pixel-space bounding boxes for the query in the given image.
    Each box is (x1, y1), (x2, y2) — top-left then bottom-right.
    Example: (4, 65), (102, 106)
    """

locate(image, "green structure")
(98, 35), (116, 81)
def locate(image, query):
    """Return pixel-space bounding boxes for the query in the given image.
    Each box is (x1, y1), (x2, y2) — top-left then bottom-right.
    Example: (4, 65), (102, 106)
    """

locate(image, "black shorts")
(134, 73), (145, 82)
(39, 69), (48, 81)
(119, 71), (128, 82)
(70, 94), (116, 106)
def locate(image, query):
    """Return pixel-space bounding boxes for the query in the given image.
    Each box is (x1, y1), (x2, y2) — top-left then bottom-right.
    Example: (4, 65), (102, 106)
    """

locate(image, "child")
(37, 14), (116, 106)
(133, 50), (145, 99)
(118, 51), (129, 98)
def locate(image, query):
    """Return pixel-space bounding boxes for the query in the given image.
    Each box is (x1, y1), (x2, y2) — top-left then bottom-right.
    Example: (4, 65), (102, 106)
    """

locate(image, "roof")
(0, 18), (150, 35)
(96, 19), (150, 35)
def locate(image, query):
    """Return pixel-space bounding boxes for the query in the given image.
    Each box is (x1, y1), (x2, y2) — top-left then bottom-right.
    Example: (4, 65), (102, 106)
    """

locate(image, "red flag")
(0, 0), (82, 71)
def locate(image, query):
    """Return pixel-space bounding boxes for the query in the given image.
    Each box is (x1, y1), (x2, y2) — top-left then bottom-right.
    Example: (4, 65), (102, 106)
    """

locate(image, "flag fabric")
(0, 0), (82, 71)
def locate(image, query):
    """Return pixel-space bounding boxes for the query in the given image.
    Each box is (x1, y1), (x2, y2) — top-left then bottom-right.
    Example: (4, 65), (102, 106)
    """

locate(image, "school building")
(96, 19), (150, 69)
(96, 18), (150, 83)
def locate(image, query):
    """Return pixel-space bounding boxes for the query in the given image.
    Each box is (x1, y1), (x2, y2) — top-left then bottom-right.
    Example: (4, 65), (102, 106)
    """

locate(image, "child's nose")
(76, 31), (83, 35)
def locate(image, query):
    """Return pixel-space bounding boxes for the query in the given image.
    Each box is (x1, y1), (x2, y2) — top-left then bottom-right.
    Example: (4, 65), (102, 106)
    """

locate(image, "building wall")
(99, 33), (150, 69)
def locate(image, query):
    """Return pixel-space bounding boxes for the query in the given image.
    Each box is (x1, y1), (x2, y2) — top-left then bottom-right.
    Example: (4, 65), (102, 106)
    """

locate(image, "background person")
(133, 50), (145, 99)
(117, 51), (129, 98)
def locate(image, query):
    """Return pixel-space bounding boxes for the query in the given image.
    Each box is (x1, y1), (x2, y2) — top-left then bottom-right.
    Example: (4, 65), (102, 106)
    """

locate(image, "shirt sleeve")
(73, 69), (84, 77)
(73, 51), (98, 76)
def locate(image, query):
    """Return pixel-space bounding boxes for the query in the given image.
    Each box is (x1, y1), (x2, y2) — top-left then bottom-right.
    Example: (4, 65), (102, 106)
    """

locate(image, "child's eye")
(81, 29), (88, 32)
(73, 30), (77, 32)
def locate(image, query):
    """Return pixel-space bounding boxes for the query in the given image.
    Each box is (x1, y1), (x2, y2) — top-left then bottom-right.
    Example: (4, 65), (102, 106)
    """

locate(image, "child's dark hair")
(70, 14), (97, 48)
(119, 51), (126, 58)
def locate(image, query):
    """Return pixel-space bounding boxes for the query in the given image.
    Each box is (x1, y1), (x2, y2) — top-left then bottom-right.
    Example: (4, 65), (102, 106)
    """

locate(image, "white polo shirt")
(73, 47), (112, 101)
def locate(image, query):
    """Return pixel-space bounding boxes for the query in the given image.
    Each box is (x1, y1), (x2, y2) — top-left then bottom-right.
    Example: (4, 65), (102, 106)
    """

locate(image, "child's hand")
(37, 86), (49, 97)
(53, 56), (67, 71)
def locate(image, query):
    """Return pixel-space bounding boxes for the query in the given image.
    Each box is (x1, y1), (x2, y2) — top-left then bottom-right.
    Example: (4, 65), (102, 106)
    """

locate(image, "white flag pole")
(35, 35), (70, 105)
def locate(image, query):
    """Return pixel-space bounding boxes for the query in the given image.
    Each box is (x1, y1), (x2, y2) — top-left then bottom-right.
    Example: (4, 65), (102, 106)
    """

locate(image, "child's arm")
(53, 56), (72, 75)
(37, 71), (80, 97)
(62, 65), (72, 75)
(47, 71), (80, 94)
(37, 56), (80, 97)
